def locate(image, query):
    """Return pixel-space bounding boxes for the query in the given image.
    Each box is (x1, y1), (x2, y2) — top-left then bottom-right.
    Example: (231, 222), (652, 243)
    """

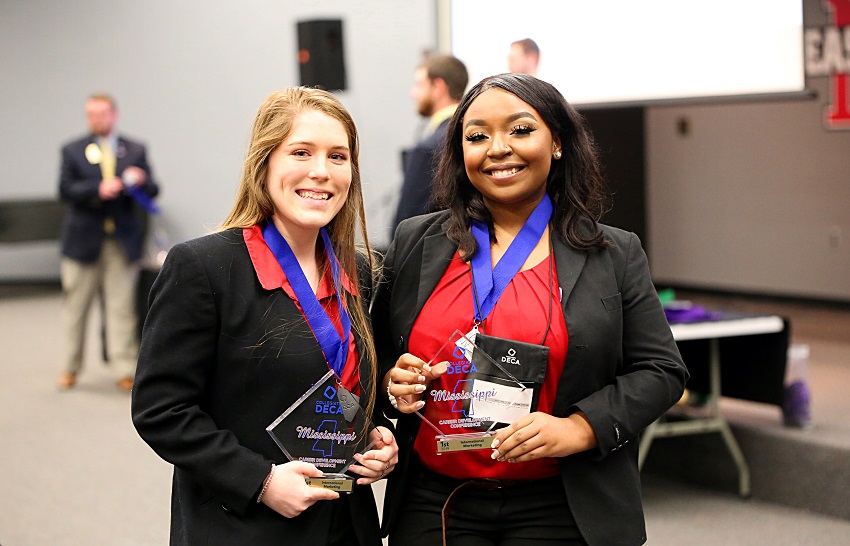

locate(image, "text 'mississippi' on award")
(267, 370), (375, 492)
(417, 329), (536, 454)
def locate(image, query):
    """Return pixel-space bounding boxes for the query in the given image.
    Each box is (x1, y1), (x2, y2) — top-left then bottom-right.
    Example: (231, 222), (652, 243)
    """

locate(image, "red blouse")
(242, 225), (361, 394)
(410, 251), (568, 480)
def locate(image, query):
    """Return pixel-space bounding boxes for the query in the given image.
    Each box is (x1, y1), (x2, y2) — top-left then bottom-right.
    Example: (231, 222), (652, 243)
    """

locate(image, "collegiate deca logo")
(805, 0), (850, 129)
(315, 385), (343, 414)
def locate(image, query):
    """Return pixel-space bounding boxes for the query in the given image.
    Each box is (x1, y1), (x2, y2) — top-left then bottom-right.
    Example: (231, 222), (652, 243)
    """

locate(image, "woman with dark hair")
(132, 88), (398, 545)
(373, 74), (688, 545)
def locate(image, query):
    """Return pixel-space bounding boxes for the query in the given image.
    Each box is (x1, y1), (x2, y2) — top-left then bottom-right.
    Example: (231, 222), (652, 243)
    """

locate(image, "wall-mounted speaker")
(297, 19), (347, 91)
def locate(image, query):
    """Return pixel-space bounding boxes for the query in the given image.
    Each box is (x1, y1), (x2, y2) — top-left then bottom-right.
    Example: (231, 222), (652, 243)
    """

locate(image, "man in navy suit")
(57, 93), (159, 392)
(391, 54), (468, 234)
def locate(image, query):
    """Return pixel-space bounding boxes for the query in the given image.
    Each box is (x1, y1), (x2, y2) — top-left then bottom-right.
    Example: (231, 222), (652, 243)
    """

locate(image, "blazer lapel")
(115, 136), (129, 175)
(390, 219), (457, 352)
(414, 226), (456, 319)
(551, 234), (588, 416)
(553, 234), (587, 312)
(82, 136), (103, 177)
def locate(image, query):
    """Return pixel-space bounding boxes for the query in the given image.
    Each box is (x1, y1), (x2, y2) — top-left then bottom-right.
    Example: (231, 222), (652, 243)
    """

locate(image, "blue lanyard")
(262, 221), (351, 379)
(470, 194), (553, 324)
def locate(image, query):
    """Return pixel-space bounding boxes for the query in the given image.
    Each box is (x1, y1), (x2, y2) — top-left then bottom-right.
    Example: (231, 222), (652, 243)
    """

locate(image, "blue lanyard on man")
(262, 221), (351, 379)
(470, 194), (553, 325)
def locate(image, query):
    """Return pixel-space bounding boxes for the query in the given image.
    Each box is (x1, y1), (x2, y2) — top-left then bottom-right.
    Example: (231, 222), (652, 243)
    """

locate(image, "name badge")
(467, 377), (533, 424)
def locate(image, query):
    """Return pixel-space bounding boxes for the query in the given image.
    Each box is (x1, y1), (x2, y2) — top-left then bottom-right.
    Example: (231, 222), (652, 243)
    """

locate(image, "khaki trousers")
(61, 238), (139, 378)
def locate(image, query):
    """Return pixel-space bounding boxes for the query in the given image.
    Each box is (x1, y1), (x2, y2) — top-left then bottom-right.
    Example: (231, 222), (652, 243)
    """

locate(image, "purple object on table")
(783, 381), (812, 428)
(664, 305), (722, 324)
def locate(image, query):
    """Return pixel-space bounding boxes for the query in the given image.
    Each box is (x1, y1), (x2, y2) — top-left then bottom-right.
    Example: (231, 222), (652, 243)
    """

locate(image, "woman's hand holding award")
(414, 329), (544, 454)
(266, 370), (375, 493)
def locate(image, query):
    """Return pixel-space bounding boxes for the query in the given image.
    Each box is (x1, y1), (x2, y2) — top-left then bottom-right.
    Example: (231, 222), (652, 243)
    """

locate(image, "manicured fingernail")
(417, 375), (426, 382)
(508, 458), (516, 464)
(490, 439), (500, 449)
(414, 384), (426, 393)
(414, 401), (425, 410)
(423, 364), (431, 372)
(490, 450), (500, 460)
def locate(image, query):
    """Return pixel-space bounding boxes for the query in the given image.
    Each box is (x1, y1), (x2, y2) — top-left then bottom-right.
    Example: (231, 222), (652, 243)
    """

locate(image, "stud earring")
(554, 150), (562, 159)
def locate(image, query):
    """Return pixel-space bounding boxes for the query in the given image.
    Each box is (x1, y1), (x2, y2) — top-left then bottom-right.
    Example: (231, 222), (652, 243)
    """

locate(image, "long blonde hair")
(221, 88), (378, 424)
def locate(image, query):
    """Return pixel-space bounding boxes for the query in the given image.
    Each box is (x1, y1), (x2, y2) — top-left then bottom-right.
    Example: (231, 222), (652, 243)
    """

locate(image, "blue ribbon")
(262, 221), (351, 378)
(470, 194), (553, 323)
(126, 186), (160, 214)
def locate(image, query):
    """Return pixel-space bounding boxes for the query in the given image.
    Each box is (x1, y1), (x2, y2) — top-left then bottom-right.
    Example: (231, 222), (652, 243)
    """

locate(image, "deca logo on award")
(315, 385), (344, 414)
(448, 345), (478, 374)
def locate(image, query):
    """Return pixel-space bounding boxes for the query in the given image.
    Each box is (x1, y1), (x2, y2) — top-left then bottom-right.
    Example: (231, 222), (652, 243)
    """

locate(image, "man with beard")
(392, 54), (468, 233)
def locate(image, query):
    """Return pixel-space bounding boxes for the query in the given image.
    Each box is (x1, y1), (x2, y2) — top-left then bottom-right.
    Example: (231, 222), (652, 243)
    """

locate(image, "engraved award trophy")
(267, 370), (375, 493)
(417, 329), (535, 454)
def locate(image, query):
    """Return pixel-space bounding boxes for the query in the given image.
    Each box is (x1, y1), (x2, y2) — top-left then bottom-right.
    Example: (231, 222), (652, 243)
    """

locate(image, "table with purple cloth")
(666, 307), (790, 408)
(638, 307), (789, 498)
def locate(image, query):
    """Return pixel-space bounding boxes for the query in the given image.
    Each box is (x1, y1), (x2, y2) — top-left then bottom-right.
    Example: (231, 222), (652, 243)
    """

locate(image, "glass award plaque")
(417, 329), (533, 454)
(267, 370), (375, 493)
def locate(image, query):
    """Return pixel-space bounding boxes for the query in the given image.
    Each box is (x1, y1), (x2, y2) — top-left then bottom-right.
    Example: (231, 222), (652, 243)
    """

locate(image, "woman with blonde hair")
(133, 88), (397, 545)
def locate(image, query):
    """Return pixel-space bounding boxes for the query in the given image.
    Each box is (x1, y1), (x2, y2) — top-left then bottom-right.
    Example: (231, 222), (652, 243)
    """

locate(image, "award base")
(436, 431), (496, 454)
(305, 473), (354, 493)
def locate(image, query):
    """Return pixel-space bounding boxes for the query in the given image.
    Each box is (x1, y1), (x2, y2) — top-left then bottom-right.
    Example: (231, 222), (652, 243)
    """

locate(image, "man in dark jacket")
(57, 93), (159, 392)
(391, 55), (467, 234)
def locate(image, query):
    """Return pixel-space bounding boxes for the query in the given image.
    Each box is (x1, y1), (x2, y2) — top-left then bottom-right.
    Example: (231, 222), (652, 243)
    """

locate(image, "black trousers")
(328, 494), (359, 546)
(389, 468), (587, 546)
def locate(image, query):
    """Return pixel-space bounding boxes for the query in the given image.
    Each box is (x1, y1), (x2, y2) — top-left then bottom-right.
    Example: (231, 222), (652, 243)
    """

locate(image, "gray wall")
(646, 0), (850, 301)
(0, 0), (435, 278)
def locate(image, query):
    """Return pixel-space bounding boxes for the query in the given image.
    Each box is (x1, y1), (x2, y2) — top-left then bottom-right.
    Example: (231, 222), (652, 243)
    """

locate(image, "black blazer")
(59, 134), (159, 263)
(391, 119), (450, 233)
(132, 229), (384, 546)
(372, 212), (688, 546)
